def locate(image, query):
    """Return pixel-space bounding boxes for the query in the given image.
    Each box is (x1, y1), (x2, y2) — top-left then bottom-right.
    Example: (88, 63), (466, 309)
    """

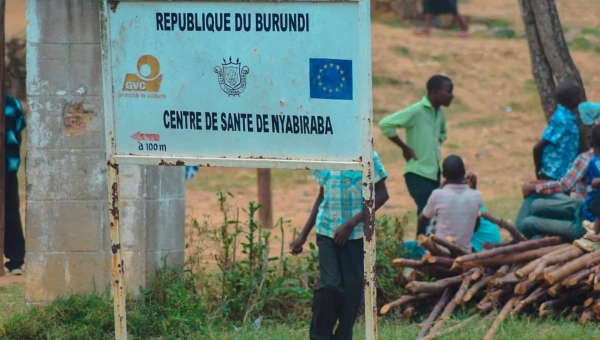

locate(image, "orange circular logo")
(136, 55), (161, 80)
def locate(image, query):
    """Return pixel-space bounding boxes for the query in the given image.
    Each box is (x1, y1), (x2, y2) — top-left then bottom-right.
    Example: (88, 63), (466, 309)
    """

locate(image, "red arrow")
(131, 132), (160, 142)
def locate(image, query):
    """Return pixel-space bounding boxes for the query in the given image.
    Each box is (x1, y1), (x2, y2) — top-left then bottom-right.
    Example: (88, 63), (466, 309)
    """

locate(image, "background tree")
(519, 0), (590, 151)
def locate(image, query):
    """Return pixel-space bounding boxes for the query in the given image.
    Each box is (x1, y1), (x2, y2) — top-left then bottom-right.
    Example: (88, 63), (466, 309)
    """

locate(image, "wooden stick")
(420, 312), (494, 340)
(529, 260), (548, 282)
(457, 236), (562, 264)
(483, 297), (518, 340)
(545, 248), (600, 285)
(463, 274), (493, 302)
(514, 279), (537, 296)
(417, 289), (453, 340)
(566, 268), (595, 288)
(380, 293), (432, 315)
(581, 308), (595, 325)
(393, 258), (425, 269)
(520, 286), (547, 306)
(477, 300), (495, 313)
(430, 234), (470, 257)
(479, 211), (527, 242)
(483, 241), (515, 250)
(494, 273), (520, 287)
(406, 275), (464, 295)
(429, 287), (465, 335)
(418, 234), (451, 257)
(540, 299), (565, 312)
(515, 259), (542, 279)
(495, 265), (510, 278)
(454, 268), (480, 304)
(403, 304), (415, 319)
(427, 256), (455, 269)
(462, 244), (566, 269)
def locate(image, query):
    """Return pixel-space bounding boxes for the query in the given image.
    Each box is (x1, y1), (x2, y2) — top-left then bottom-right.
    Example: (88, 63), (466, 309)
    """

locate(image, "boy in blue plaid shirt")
(290, 151), (389, 340)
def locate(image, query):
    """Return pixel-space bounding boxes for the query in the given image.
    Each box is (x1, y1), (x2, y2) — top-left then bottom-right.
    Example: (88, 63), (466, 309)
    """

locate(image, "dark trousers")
(310, 235), (364, 340)
(404, 172), (440, 237)
(515, 193), (585, 242)
(5, 171), (25, 270)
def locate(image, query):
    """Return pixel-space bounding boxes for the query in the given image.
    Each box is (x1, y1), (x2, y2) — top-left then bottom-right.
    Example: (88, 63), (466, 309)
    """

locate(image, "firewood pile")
(381, 212), (600, 340)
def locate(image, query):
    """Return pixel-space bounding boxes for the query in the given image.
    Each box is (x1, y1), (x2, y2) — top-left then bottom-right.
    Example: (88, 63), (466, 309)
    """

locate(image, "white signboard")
(102, 0), (372, 170)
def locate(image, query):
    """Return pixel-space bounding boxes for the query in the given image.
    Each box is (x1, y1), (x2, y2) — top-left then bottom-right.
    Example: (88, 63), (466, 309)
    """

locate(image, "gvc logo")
(122, 55), (163, 92)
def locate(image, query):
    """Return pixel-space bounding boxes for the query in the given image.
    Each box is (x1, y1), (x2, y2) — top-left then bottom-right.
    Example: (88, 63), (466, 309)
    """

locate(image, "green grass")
(393, 45), (410, 57)
(202, 317), (600, 339)
(455, 116), (507, 129)
(0, 284), (25, 323)
(186, 169), (312, 192)
(568, 36), (600, 54)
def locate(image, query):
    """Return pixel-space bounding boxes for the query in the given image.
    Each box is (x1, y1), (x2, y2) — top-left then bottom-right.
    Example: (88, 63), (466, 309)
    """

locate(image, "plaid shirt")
(313, 151), (388, 240)
(536, 149), (593, 199)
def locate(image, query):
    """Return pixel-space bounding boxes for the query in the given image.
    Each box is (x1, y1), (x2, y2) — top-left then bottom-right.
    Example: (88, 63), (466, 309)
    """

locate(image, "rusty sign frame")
(99, 0), (377, 339)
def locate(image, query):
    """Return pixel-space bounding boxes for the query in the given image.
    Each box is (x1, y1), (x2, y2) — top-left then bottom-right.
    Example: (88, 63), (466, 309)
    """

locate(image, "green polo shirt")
(378, 97), (448, 181)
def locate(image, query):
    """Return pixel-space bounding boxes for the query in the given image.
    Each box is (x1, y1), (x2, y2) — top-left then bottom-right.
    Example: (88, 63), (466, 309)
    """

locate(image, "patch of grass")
(486, 19), (512, 29)
(485, 19), (516, 39)
(393, 44), (410, 57)
(374, 19), (410, 29)
(443, 142), (460, 149)
(582, 27), (600, 37)
(568, 36), (600, 54)
(372, 75), (406, 87)
(524, 79), (538, 93)
(455, 116), (506, 129)
(508, 98), (542, 114)
(0, 284), (25, 323)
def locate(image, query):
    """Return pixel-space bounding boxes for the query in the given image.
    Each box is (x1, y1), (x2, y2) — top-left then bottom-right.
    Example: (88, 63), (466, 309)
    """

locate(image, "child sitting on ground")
(533, 80), (582, 181)
(403, 155), (486, 258)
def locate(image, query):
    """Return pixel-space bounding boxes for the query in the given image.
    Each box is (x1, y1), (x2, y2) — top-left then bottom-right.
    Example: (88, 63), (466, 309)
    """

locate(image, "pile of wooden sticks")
(381, 212), (600, 340)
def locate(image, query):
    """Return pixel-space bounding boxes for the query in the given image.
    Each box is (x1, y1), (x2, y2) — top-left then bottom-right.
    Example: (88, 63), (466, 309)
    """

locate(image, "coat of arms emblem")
(214, 57), (250, 97)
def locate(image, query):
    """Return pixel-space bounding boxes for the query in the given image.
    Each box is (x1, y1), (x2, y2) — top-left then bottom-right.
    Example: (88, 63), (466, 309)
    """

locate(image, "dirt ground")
(5, 0), (600, 283)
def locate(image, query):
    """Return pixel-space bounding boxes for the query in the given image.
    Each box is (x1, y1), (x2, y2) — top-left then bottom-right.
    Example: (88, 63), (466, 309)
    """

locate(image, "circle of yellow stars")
(318, 63), (346, 93)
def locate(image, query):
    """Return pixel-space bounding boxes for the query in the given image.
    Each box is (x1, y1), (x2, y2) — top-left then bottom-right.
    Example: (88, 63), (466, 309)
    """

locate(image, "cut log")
(380, 293), (432, 315)
(529, 260), (548, 282)
(406, 275), (464, 295)
(463, 274), (493, 302)
(430, 234), (470, 257)
(520, 286), (547, 306)
(494, 273), (520, 287)
(511, 302), (527, 315)
(545, 248), (600, 285)
(539, 309), (558, 317)
(403, 304), (415, 319)
(477, 300), (495, 313)
(417, 289), (453, 340)
(540, 299), (565, 312)
(418, 234), (451, 257)
(454, 269), (480, 304)
(515, 259), (542, 279)
(456, 237), (563, 264)
(479, 211), (528, 242)
(427, 256), (455, 269)
(393, 258), (425, 269)
(483, 241), (515, 250)
(514, 280), (538, 295)
(488, 289), (509, 302)
(483, 297), (518, 340)
(495, 265), (510, 278)
(566, 268), (594, 288)
(429, 285), (467, 335)
(462, 244), (565, 269)
(581, 308), (595, 325)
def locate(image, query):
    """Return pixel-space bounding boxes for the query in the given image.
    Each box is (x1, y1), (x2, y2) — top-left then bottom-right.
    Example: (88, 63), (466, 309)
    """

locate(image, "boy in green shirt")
(378, 75), (454, 237)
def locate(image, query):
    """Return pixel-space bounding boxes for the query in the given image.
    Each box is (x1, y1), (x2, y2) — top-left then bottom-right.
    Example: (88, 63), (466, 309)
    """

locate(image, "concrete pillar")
(25, 0), (186, 303)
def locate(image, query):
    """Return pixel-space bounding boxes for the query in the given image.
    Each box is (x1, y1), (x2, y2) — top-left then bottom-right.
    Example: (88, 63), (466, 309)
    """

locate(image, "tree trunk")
(519, 0), (590, 150)
(0, 0), (6, 277)
(257, 169), (273, 229)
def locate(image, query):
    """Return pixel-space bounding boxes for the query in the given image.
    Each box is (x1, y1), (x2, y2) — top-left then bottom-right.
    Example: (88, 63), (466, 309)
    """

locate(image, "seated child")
(533, 81), (582, 181)
(579, 101), (600, 126)
(403, 155), (488, 258)
(520, 124), (600, 242)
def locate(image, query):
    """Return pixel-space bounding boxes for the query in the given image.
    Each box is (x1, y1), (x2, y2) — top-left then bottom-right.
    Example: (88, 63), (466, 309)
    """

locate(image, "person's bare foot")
(458, 30), (470, 38)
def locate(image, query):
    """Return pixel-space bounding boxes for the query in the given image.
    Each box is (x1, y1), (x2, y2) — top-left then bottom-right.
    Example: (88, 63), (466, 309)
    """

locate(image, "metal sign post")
(99, 0), (375, 339)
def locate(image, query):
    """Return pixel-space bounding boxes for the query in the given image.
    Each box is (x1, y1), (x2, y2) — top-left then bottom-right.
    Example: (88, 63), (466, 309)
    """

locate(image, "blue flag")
(309, 58), (353, 100)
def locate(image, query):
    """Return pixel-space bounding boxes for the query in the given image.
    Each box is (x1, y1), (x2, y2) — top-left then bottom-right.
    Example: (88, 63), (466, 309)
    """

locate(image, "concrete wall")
(25, 0), (186, 303)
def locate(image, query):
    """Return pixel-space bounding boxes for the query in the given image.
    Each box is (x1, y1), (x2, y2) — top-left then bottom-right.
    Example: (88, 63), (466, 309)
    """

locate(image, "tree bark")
(545, 248), (600, 285)
(519, 0), (590, 150)
(417, 289), (453, 340)
(479, 211), (528, 243)
(0, 0), (6, 277)
(406, 275), (464, 295)
(257, 169), (273, 229)
(483, 297), (518, 340)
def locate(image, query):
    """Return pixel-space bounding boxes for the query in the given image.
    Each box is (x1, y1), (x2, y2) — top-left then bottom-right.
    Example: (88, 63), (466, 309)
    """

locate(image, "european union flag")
(309, 58), (353, 100)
